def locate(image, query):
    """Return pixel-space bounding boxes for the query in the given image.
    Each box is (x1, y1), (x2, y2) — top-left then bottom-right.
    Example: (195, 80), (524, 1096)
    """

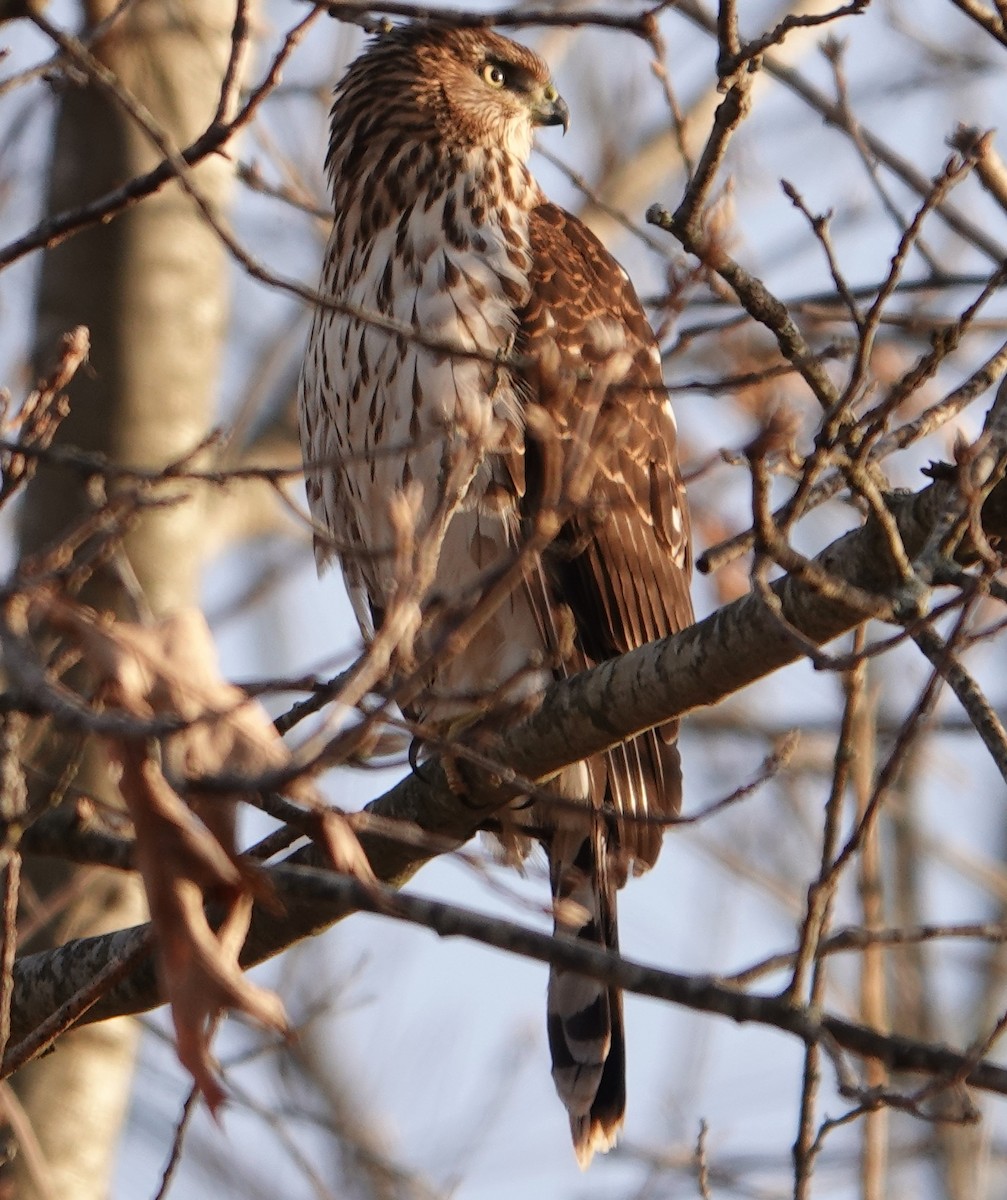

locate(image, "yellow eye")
(482, 63), (506, 89)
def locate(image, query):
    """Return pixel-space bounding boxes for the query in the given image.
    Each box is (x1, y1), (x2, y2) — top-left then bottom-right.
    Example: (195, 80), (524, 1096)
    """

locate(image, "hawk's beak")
(532, 85), (569, 134)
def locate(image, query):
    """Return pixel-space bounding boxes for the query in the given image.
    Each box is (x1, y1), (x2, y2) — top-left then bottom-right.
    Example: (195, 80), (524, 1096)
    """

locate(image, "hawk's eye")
(482, 62), (507, 89)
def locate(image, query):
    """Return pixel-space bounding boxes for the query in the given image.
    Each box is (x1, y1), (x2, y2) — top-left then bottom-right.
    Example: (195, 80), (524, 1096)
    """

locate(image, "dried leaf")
(115, 744), (286, 1114)
(0, 326), (86, 505)
(28, 595), (373, 1112)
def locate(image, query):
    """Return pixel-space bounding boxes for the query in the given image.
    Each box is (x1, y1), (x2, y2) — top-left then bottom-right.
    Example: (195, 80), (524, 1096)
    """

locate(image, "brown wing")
(517, 201), (694, 870)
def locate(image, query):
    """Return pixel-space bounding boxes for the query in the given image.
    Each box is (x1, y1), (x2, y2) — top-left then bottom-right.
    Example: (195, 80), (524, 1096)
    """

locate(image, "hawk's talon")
(412, 734), (482, 809)
(408, 734), (434, 784)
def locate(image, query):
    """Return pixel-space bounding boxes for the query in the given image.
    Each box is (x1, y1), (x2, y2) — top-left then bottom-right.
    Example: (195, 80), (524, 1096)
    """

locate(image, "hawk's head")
(337, 22), (569, 161)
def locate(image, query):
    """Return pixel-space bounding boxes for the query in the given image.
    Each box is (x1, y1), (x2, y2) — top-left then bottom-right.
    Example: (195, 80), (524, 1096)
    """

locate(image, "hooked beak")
(531, 84), (570, 134)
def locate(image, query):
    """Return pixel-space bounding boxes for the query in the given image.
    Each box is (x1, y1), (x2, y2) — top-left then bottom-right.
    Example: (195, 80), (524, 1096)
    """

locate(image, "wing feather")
(517, 202), (694, 863)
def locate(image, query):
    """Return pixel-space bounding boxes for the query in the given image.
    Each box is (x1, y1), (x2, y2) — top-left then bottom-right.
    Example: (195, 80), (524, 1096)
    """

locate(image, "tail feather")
(542, 730), (678, 1166)
(546, 823), (626, 1168)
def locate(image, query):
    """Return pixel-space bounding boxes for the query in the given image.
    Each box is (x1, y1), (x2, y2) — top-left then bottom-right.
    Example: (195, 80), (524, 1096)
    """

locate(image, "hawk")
(299, 22), (693, 1167)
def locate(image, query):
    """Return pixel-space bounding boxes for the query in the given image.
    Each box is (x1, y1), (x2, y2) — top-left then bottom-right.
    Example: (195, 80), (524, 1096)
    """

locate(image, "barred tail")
(546, 825), (626, 1169)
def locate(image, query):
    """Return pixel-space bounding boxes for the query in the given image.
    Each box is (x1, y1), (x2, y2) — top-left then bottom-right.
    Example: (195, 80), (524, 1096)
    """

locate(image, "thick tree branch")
(7, 462), (1004, 1047)
(11, 861), (1007, 1102)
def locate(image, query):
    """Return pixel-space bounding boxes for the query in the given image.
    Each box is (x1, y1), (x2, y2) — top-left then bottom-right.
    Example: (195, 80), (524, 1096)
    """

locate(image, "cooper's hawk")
(299, 22), (693, 1167)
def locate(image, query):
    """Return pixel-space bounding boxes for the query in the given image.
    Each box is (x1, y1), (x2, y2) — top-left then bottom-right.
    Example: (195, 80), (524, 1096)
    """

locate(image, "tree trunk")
(10, 3), (243, 1196)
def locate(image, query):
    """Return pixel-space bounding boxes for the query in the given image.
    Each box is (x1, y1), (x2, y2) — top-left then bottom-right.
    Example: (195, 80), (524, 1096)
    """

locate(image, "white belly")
(299, 174), (547, 709)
